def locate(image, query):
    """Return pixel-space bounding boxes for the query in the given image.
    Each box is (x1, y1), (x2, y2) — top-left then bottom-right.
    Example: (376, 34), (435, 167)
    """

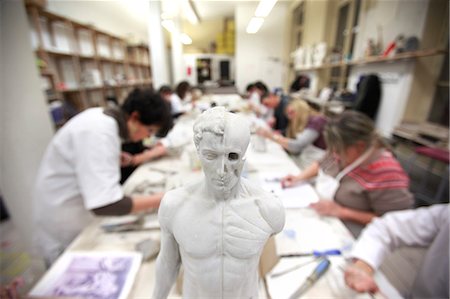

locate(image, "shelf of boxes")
(25, 3), (152, 126)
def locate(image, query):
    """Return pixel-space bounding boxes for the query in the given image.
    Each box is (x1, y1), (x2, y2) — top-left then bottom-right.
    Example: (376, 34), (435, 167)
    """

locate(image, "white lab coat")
(351, 204), (449, 299)
(249, 92), (271, 120)
(169, 94), (184, 115)
(33, 108), (124, 264)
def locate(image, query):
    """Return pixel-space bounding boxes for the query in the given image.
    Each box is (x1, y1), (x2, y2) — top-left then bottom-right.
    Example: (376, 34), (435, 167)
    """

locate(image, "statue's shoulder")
(241, 178), (286, 233)
(158, 183), (201, 229)
(240, 178), (277, 201)
(161, 181), (202, 208)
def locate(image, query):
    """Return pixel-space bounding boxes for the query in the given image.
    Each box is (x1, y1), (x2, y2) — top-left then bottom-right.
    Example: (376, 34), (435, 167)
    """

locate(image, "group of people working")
(30, 79), (448, 299)
(245, 79), (447, 298)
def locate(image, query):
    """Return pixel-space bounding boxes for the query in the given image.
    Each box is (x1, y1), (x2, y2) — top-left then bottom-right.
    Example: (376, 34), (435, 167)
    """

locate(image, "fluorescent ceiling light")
(180, 33), (192, 45)
(161, 19), (175, 33)
(255, 0), (277, 17)
(246, 17), (264, 34)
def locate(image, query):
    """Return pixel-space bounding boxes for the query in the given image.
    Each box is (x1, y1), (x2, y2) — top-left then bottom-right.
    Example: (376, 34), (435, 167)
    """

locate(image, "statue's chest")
(173, 199), (272, 259)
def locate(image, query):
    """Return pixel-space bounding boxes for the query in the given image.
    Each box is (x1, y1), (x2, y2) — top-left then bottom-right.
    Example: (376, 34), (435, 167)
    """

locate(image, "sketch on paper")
(29, 252), (142, 299)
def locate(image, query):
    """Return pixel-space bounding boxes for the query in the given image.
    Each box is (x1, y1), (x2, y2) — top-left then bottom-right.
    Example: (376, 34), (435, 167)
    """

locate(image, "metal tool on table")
(100, 214), (144, 232)
(271, 249), (340, 278)
(271, 258), (318, 278)
(288, 257), (331, 299)
(280, 249), (341, 258)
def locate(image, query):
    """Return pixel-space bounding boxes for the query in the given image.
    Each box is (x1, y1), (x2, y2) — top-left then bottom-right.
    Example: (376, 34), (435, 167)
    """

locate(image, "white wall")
(347, 62), (415, 137)
(347, 0), (429, 137)
(353, 0), (429, 60)
(171, 16), (185, 85)
(46, 0), (150, 43)
(1, 1), (54, 251)
(148, 1), (170, 88)
(236, 2), (289, 93)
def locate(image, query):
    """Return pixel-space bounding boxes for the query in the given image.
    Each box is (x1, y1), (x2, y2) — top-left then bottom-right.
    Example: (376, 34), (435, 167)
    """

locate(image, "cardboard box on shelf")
(25, 0), (47, 8)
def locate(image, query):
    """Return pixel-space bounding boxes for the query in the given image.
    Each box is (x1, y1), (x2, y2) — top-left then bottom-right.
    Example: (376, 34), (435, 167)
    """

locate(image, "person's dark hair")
(254, 81), (269, 100)
(246, 83), (255, 92)
(158, 85), (172, 94)
(176, 81), (191, 100)
(121, 88), (171, 128)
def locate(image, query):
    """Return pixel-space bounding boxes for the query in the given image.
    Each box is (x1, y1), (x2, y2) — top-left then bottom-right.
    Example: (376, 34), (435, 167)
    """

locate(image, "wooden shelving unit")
(295, 48), (447, 72)
(295, 48), (447, 91)
(25, 3), (152, 125)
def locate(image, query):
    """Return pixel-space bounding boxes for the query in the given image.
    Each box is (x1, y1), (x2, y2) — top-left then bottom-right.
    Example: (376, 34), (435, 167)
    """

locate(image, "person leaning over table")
(344, 204), (449, 299)
(257, 98), (327, 169)
(260, 88), (290, 136)
(120, 114), (192, 183)
(247, 80), (270, 118)
(120, 136), (170, 184)
(120, 86), (175, 183)
(33, 88), (171, 266)
(281, 110), (414, 237)
(163, 80), (192, 118)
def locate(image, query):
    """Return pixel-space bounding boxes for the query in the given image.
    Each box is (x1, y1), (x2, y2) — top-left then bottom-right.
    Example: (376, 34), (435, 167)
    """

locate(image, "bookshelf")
(25, 3), (152, 126)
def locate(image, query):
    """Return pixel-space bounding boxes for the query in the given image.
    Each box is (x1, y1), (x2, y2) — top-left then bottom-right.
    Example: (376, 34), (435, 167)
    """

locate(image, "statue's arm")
(152, 195), (181, 299)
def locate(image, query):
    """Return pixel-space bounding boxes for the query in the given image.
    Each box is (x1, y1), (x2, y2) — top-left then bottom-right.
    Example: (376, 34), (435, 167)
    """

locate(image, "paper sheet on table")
(259, 172), (319, 208)
(29, 251), (142, 299)
(276, 209), (354, 255)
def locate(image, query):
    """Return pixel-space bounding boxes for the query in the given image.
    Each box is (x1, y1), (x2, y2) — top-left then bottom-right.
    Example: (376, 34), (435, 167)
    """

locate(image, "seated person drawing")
(281, 110), (413, 237)
(153, 107), (285, 299)
(257, 99), (327, 169)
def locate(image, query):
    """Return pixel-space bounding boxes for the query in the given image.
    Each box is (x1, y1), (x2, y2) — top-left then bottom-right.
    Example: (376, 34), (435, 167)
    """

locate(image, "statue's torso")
(172, 193), (273, 299)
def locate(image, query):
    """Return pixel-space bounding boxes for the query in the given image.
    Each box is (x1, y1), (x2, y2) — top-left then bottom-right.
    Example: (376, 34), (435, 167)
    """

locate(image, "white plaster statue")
(153, 107), (285, 299)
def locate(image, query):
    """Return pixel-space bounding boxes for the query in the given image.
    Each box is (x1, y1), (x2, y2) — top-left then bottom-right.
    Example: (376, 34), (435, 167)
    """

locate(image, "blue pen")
(313, 249), (341, 257)
(288, 258), (331, 299)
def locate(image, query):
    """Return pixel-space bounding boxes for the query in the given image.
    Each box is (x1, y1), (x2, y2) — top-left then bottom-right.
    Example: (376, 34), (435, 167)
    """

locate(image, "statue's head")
(193, 107), (251, 196)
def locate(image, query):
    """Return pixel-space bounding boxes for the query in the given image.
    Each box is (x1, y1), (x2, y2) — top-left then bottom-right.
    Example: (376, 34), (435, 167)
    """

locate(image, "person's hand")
(153, 144), (167, 156)
(120, 152), (133, 167)
(267, 117), (276, 128)
(256, 127), (273, 139)
(0, 277), (24, 299)
(344, 262), (379, 294)
(309, 200), (343, 217)
(248, 102), (260, 115)
(280, 174), (299, 188)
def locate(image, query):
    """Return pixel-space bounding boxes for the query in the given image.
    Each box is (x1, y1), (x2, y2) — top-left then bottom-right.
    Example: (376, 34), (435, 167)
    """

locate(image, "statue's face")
(198, 128), (247, 196)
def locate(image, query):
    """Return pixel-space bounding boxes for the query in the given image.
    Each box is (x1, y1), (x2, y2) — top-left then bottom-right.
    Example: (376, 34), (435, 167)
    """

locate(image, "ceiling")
(192, 0), (242, 20)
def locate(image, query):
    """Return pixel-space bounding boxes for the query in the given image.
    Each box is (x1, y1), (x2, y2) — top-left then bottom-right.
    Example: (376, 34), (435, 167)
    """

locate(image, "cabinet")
(25, 3), (152, 126)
